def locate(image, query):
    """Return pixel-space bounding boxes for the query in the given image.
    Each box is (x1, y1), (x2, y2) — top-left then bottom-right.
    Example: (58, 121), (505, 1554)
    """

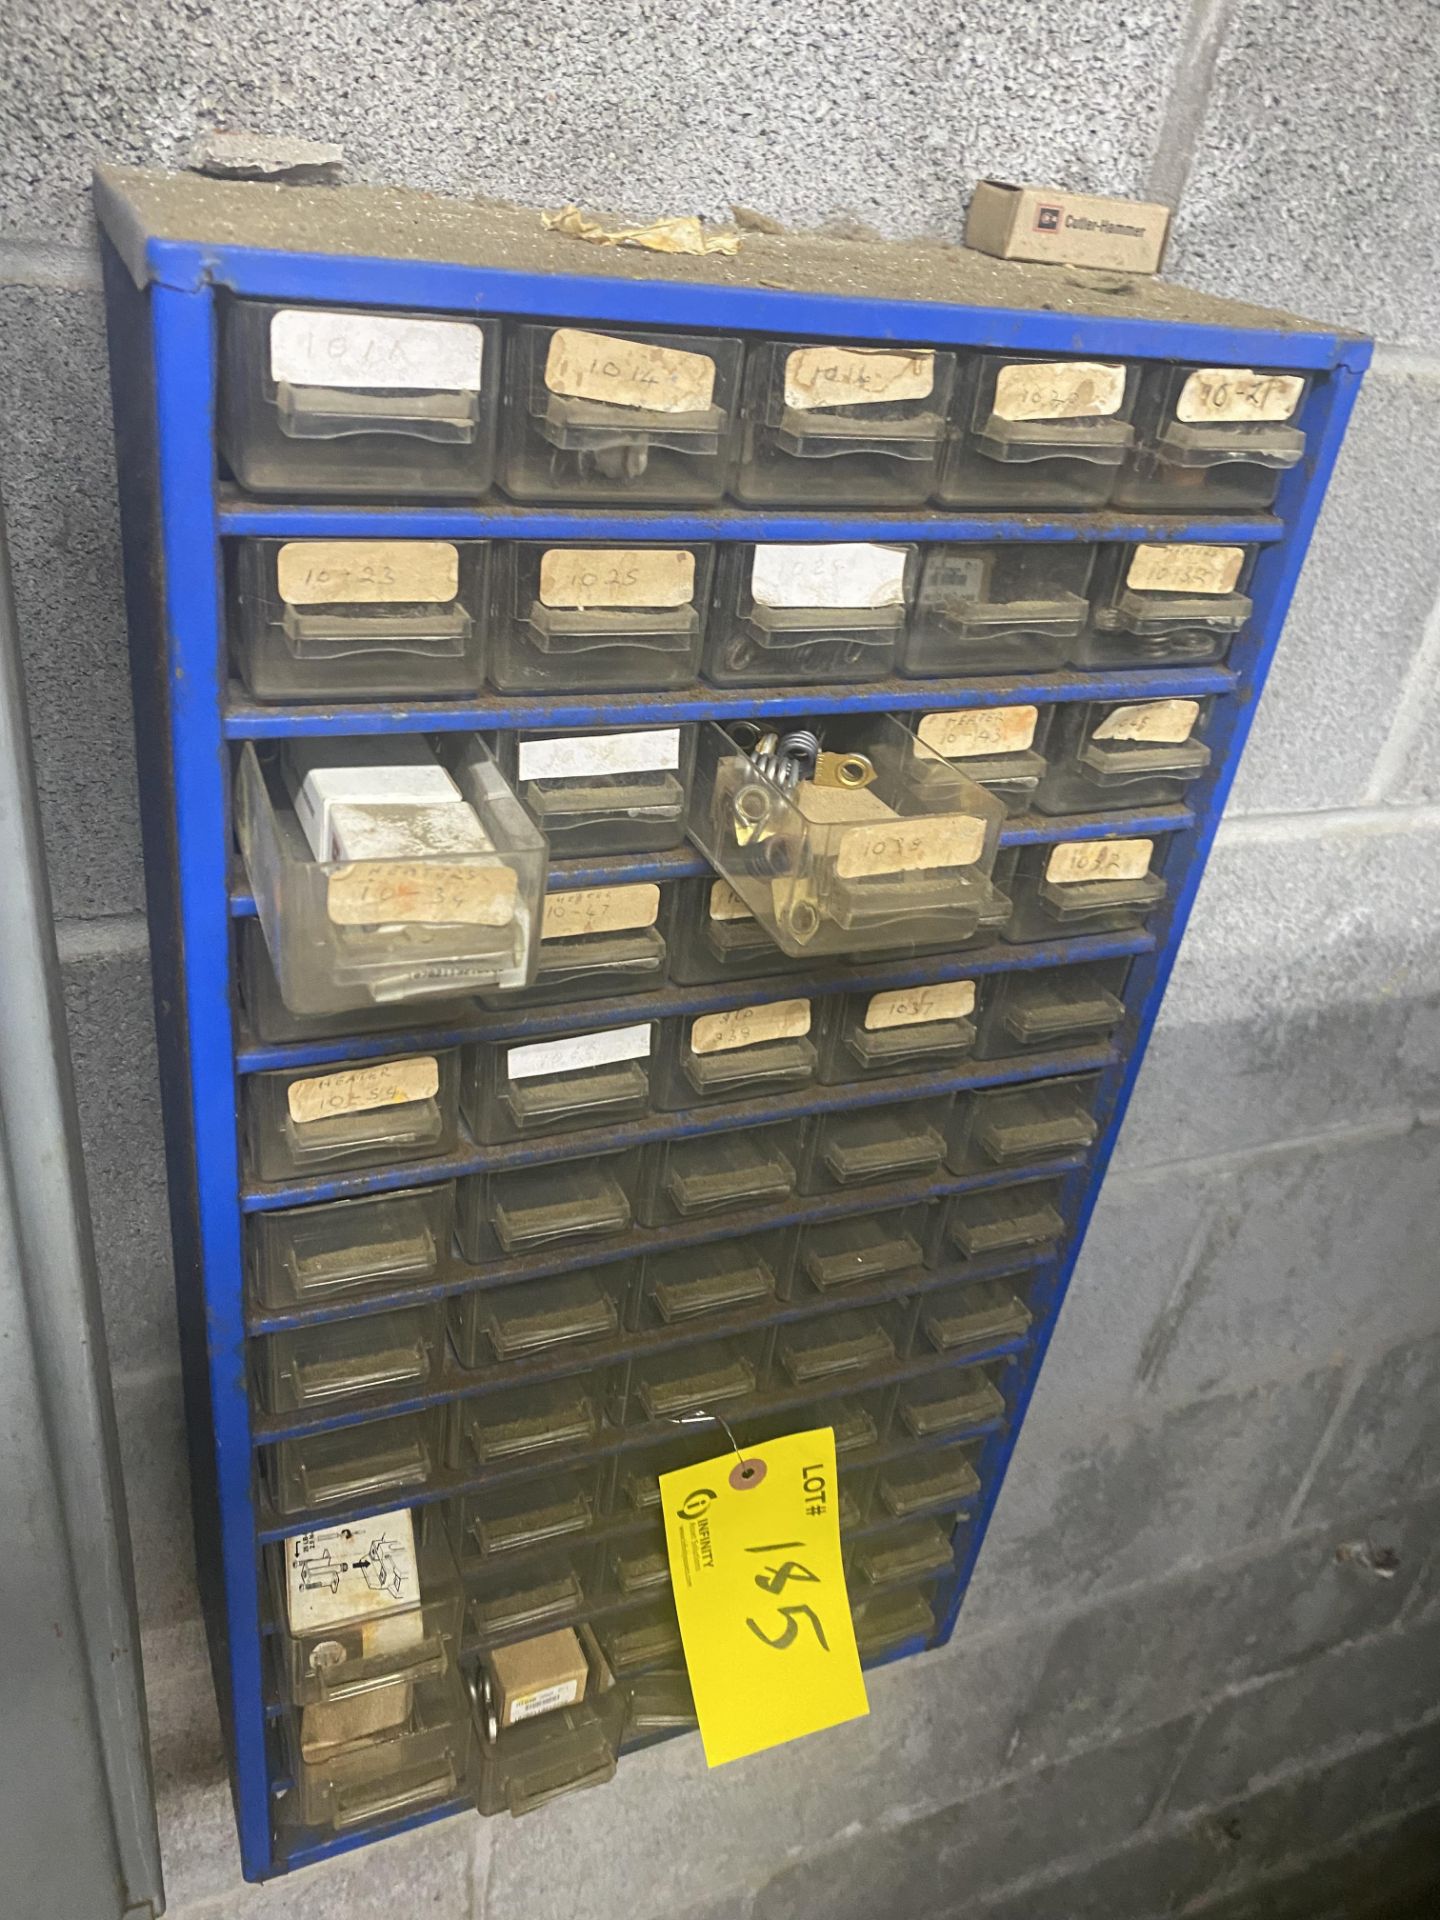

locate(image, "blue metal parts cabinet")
(94, 167), (1368, 1881)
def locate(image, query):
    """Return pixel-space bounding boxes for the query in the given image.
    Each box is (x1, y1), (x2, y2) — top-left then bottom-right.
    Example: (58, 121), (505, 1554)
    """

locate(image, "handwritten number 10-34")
(744, 1541), (831, 1653)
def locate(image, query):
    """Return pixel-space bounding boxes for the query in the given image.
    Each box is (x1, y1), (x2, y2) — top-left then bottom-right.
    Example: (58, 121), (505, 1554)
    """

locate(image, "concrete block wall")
(2, 3), (1438, 1915)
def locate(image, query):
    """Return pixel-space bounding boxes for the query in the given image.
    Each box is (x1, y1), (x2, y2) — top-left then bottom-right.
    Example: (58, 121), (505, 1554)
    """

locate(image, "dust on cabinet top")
(93, 166), (1365, 361)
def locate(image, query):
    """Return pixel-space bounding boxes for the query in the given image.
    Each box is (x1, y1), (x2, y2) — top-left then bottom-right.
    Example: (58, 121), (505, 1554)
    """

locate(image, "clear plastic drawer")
(627, 1232), (789, 1330)
(499, 724), (695, 859)
(652, 998), (817, 1109)
(278, 1668), (471, 1833)
(704, 542), (915, 687)
(596, 1599), (683, 1676)
(468, 1553), (591, 1645)
(449, 1467), (608, 1566)
(895, 1365), (1005, 1440)
(788, 1204), (932, 1299)
(853, 1583), (936, 1659)
(268, 1409), (444, 1517)
(238, 919), (476, 1048)
(692, 716), (1007, 960)
(455, 1373), (604, 1469)
(479, 882), (667, 1009)
(244, 1050), (460, 1184)
(1035, 696), (1211, 815)
(1115, 364), (1309, 513)
(660, 875), (803, 985)
(472, 1630), (627, 1816)
(937, 1180), (1065, 1264)
(998, 836), (1169, 943)
(457, 1152), (640, 1262)
(938, 352), (1137, 509)
(229, 538), (489, 703)
(449, 1268), (626, 1369)
(946, 1075), (1100, 1174)
(905, 705), (1053, 818)
(256, 1302), (445, 1413)
(1078, 542), (1255, 669)
(901, 544), (1095, 678)
(875, 1443), (981, 1521)
(797, 1096), (951, 1194)
(774, 1306), (906, 1387)
(918, 1277), (1033, 1354)
(499, 323), (742, 502)
(734, 341), (955, 507)
(974, 959), (1129, 1061)
(220, 299), (500, 499)
(613, 1331), (771, 1423)
(816, 980), (981, 1083)
(636, 1122), (800, 1227)
(248, 1184), (457, 1313)
(463, 1021), (655, 1142)
(236, 737), (546, 1017)
(488, 542), (713, 692)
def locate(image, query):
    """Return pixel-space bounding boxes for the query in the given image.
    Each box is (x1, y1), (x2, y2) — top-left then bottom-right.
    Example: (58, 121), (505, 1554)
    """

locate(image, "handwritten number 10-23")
(744, 1541), (831, 1653)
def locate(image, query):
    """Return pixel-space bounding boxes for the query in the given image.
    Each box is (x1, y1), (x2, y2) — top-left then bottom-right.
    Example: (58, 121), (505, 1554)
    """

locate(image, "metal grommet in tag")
(730, 1457), (766, 1491)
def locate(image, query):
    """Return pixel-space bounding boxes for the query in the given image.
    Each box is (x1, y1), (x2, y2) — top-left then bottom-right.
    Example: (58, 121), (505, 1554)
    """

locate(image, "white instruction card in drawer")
(518, 729), (681, 782)
(507, 1023), (652, 1081)
(285, 1508), (420, 1632)
(270, 310), (484, 391)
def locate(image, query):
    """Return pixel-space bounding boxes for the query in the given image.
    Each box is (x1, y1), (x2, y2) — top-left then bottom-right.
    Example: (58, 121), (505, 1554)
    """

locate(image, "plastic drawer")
(499, 724), (695, 859)
(789, 1205), (932, 1298)
(478, 881), (668, 1009)
(797, 1096), (951, 1194)
(247, 1184), (457, 1313)
(734, 340), (955, 507)
(267, 1409), (444, 1517)
(853, 1583), (937, 1659)
(449, 1269), (626, 1369)
(244, 1050), (460, 1184)
(472, 1630), (627, 1816)
(937, 351), (1138, 509)
(1114, 364), (1308, 514)
(1077, 542), (1256, 670)
(278, 1668), (472, 1833)
(998, 837), (1169, 944)
(219, 297), (500, 498)
(1034, 695), (1212, 815)
(900, 545), (1095, 678)
(816, 981), (980, 1083)
(457, 1152), (641, 1262)
(236, 739), (545, 1016)
(255, 1302), (445, 1414)
(238, 918), (477, 1047)
(905, 704), (1054, 817)
(499, 322), (742, 502)
(449, 1467), (608, 1567)
(627, 1233), (789, 1330)
(488, 541), (713, 692)
(691, 716), (1007, 961)
(635, 1123), (800, 1227)
(651, 999), (817, 1109)
(660, 875), (804, 985)
(704, 541), (916, 686)
(613, 1332), (771, 1424)
(463, 1021), (656, 1143)
(454, 1374), (605, 1470)
(895, 1365), (1006, 1440)
(875, 1444), (982, 1521)
(946, 1075), (1101, 1175)
(229, 537), (489, 703)
(919, 1277), (1034, 1354)
(937, 1180), (1066, 1264)
(974, 959), (1130, 1062)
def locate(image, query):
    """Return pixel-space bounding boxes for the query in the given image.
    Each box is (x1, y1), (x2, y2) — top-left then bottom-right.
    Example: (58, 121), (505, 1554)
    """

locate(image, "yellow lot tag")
(661, 1427), (868, 1767)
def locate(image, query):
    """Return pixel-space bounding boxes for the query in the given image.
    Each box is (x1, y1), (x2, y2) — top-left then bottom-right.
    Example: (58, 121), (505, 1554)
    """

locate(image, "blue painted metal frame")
(103, 198), (1371, 1880)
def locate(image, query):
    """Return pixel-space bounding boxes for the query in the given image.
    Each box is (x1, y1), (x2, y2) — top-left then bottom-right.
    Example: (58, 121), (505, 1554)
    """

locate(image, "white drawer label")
(270, 310), (483, 391)
(992, 361), (1126, 422)
(542, 882), (661, 940)
(691, 998), (811, 1055)
(918, 707), (1039, 758)
(538, 547), (695, 609)
(518, 729), (680, 782)
(544, 327), (716, 413)
(1093, 699), (1201, 745)
(277, 540), (460, 606)
(507, 1023), (652, 1081)
(288, 1057), (440, 1125)
(750, 542), (908, 611)
(784, 345), (935, 411)
(708, 879), (755, 922)
(865, 980), (977, 1030)
(1127, 544), (1245, 596)
(1177, 369), (1304, 425)
(285, 1511), (420, 1633)
(511, 1678), (581, 1723)
(836, 813), (986, 879)
(1046, 838), (1153, 885)
(326, 861), (517, 927)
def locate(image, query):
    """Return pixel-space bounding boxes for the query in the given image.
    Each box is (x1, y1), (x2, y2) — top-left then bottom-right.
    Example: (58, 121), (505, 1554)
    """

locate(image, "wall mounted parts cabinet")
(94, 165), (1367, 1881)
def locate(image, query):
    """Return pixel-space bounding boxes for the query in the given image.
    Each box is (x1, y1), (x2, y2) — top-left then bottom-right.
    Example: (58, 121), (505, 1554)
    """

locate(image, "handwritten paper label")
(544, 327), (716, 413)
(1093, 699), (1200, 745)
(750, 543), (908, 611)
(864, 980), (976, 1031)
(507, 1023), (652, 1082)
(992, 360), (1126, 422)
(837, 813), (986, 879)
(1177, 369), (1304, 425)
(784, 345), (935, 411)
(287, 1057), (439, 1126)
(285, 1511), (420, 1633)
(270, 310), (483, 391)
(1046, 838), (1153, 885)
(518, 728), (680, 782)
(691, 998), (811, 1056)
(542, 883), (660, 940)
(538, 547), (695, 609)
(1127, 544), (1245, 596)
(918, 707), (1039, 759)
(326, 861), (517, 927)
(277, 541), (460, 606)
(662, 1427), (867, 1768)
(709, 880), (755, 922)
